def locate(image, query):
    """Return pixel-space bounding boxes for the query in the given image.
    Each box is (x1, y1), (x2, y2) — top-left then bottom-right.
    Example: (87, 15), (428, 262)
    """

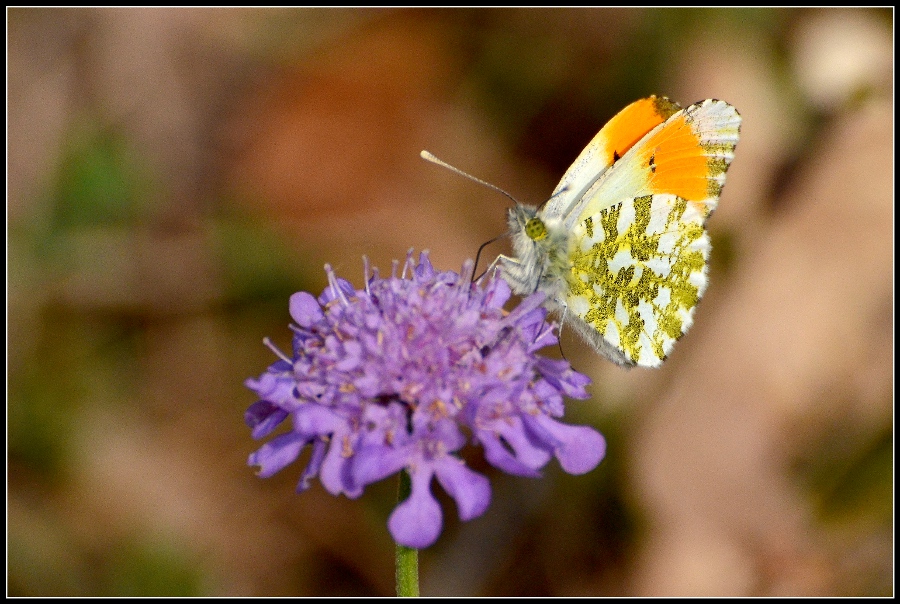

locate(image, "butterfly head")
(503, 202), (571, 300)
(524, 216), (548, 241)
(507, 203), (544, 239)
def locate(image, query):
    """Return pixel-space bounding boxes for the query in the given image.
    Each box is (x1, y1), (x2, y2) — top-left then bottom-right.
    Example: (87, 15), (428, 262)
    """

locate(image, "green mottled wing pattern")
(563, 194), (710, 367)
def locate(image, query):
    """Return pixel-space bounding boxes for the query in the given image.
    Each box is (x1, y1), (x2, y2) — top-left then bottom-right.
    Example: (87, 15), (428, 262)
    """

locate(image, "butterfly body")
(500, 96), (741, 368)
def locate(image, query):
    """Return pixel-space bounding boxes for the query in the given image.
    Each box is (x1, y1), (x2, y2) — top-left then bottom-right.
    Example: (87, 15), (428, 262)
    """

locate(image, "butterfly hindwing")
(562, 193), (711, 367)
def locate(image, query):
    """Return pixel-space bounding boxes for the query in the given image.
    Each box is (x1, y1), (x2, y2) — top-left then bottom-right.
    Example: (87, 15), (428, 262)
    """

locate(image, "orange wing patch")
(566, 99), (740, 221)
(548, 96), (682, 217)
(600, 96), (681, 165)
(639, 111), (710, 203)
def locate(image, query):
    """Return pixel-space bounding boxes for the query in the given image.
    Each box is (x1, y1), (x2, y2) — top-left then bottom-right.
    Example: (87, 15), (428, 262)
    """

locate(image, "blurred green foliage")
(50, 126), (154, 230)
(9, 100), (313, 596)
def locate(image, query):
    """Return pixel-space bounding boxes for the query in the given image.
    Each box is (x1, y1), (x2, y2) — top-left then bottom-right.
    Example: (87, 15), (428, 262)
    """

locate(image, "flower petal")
(289, 292), (324, 327)
(352, 444), (409, 486)
(245, 400), (289, 439)
(319, 431), (362, 498)
(435, 458), (491, 521)
(480, 432), (543, 477)
(297, 438), (328, 492)
(248, 431), (308, 477)
(245, 367), (295, 407)
(525, 414), (606, 475)
(293, 404), (345, 436)
(388, 470), (442, 549)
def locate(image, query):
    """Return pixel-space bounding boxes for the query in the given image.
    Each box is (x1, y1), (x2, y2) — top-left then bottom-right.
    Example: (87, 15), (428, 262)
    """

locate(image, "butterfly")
(499, 96), (741, 367)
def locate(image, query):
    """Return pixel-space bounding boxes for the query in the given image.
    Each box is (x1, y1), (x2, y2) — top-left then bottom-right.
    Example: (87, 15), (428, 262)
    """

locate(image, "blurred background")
(7, 7), (893, 596)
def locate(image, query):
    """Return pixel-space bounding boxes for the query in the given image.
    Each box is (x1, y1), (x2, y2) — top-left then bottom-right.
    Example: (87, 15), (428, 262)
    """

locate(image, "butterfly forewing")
(545, 96), (682, 222)
(568, 99), (741, 226)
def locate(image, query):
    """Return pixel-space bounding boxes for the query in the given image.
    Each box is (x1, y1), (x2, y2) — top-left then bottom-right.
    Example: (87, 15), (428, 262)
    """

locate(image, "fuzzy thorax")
(502, 204), (571, 307)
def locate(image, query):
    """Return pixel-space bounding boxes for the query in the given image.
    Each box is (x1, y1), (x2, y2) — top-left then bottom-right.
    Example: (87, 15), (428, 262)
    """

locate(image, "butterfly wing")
(542, 96), (682, 222)
(563, 194), (711, 367)
(567, 99), (741, 228)
(520, 97), (739, 366)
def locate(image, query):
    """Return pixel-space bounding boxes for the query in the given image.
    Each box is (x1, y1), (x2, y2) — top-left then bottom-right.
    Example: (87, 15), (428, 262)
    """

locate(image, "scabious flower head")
(245, 250), (605, 549)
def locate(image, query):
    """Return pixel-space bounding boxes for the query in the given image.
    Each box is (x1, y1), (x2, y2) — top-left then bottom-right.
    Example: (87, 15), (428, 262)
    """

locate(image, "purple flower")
(245, 251), (606, 549)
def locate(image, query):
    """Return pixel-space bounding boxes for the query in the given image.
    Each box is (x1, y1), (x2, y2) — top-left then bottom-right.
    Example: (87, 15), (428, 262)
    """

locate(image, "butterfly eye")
(525, 218), (548, 241)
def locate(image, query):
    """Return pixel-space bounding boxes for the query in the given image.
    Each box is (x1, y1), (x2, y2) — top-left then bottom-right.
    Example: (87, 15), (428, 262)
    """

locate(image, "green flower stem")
(395, 470), (419, 597)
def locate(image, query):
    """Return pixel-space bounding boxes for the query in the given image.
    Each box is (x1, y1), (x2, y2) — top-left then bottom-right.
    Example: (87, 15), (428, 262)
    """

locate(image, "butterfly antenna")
(537, 183), (570, 212)
(421, 150), (520, 281)
(420, 151), (521, 206)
